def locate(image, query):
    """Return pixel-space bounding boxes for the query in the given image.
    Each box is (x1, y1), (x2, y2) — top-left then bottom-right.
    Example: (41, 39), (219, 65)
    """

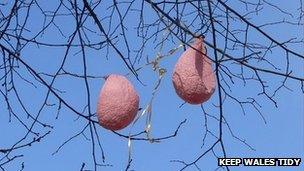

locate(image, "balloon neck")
(195, 34), (205, 39)
(102, 75), (109, 80)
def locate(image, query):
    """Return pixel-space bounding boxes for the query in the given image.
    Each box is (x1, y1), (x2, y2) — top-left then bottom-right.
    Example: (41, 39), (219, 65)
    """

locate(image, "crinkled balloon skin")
(97, 74), (139, 130)
(172, 37), (216, 104)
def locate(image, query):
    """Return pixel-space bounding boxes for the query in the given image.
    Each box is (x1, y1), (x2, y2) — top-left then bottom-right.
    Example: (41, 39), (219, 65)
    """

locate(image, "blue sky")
(0, 0), (303, 171)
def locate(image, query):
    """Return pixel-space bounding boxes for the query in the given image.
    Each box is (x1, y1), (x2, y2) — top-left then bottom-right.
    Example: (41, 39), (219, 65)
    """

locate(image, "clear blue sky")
(0, 1), (303, 171)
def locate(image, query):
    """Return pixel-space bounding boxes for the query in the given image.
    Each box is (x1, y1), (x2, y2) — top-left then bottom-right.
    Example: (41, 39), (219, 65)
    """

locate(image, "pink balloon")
(97, 74), (139, 130)
(172, 37), (216, 104)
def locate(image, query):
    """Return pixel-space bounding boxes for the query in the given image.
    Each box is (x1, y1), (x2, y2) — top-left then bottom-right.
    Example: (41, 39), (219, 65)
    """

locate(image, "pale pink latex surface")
(172, 37), (216, 104)
(97, 74), (139, 130)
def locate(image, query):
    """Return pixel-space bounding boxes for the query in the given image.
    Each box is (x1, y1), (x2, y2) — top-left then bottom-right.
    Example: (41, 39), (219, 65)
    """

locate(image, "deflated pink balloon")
(97, 74), (139, 130)
(172, 37), (216, 104)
